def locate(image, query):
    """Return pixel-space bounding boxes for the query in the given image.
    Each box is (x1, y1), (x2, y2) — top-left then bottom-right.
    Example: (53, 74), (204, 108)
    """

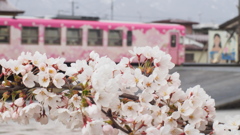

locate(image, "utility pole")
(137, 11), (142, 22)
(71, 0), (75, 16)
(238, 0), (240, 63)
(111, 0), (114, 20)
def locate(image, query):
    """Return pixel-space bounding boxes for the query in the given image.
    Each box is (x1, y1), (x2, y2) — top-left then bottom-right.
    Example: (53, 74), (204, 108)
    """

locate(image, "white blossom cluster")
(0, 46), (238, 135)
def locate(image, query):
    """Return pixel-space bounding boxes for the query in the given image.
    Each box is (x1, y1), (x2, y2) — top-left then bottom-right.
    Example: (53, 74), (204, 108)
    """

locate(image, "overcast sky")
(8, 0), (239, 24)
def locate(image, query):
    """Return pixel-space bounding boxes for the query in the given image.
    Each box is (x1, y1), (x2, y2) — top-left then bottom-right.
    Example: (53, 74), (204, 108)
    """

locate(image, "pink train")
(0, 17), (185, 65)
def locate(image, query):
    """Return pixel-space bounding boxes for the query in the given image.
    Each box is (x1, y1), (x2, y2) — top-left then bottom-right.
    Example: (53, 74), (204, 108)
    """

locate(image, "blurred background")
(1, 0), (240, 134)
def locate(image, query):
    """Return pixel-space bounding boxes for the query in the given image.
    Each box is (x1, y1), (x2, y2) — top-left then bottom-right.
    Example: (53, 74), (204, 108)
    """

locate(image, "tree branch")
(101, 109), (130, 134)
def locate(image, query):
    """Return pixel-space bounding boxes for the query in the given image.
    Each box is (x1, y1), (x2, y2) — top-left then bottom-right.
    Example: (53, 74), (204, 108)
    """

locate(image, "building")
(152, 19), (211, 63)
(218, 16), (239, 63)
(152, 19), (198, 34)
(219, 16), (238, 30)
(0, 0), (24, 16)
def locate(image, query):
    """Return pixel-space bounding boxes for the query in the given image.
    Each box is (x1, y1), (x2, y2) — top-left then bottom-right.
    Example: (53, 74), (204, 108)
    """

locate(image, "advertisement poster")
(208, 30), (238, 63)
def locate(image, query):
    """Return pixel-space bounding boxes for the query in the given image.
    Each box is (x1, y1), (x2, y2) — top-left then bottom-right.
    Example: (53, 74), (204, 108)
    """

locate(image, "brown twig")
(101, 109), (131, 134)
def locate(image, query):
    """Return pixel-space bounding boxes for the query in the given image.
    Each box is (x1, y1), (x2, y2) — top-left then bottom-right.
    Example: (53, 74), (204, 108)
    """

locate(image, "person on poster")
(210, 33), (222, 63)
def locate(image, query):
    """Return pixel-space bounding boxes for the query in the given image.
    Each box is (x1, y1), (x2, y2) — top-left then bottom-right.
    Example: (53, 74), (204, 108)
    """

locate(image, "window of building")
(22, 27), (38, 44)
(108, 30), (122, 46)
(127, 31), (132, 46)
(185, 53), (194, 62)
(0, 26), (9, 43)
(171, 35), (177, 47)
(45, 28), (61, 45)
(88, 29), (103, 46)
(67, 28), (82, 45)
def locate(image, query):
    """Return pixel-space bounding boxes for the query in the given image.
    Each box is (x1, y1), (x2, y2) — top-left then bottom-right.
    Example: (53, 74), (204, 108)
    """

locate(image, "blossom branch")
(101, 109), (131, 134)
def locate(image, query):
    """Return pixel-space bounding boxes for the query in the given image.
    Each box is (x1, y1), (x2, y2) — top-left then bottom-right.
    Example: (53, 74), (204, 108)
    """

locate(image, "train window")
(67, 28), (82, 45)
(45, 28), (61, 45)
(88, 29), (103, 46)
(127, 31), (132, 46)
(0, 26), (9, 43)
(22, 27), (38, 44)
(171, 35), (176, 47)
(108, 30), (122, 46)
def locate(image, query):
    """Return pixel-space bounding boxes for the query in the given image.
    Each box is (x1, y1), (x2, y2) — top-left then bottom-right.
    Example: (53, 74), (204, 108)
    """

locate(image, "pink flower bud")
(103, 125), (114, 135)
(14, 98), (25, 107)
(12, 111), (19, 120)
(24, 65), (33, 72)
(37, 115), (48, 125)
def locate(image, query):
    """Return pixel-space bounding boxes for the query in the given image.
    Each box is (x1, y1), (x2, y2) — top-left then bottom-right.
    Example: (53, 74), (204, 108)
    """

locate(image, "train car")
(0, 17), (185, 65)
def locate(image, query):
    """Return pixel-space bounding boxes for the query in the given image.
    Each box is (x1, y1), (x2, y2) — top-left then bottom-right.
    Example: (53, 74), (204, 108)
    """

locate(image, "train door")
(168, 32), (179, 64)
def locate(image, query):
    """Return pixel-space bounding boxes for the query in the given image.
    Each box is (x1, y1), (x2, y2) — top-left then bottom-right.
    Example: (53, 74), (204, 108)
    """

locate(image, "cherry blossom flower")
(52, 73), (65, 88)
(65, 60), (89, 76)
(14, 98), (25, 107)
(17, 52), (32, 64)
(94, 91), (114, 108)
(55, 57), (68, 71)
(32, 51), (47, 66)
(33, 88), (50, 102)
(135, 114), (153, 127)
(82, 120), (104, 135)
(129, 46), (144, 61)
(122, 101), (140, 117)
(154, 54), (175, 72)
(225, 115), (240, 130)
(120, 69), (136, 88)
(133, 68), (144, 89)
(39, 63), (47, 73)
(182, 107), (204, 125)
(2, 111), (12, 122)
(21, 103), (42, 118)
(145, 127), (161, 135)
(44, 93), (61, 108)
(103, 124), (119, 135)
(35, 113), (48, 125)
(139, 91), (154, 105)
(183, 124), (203, 135)
(178, 100), (195, 117)
(22, 72), (37, 88)
(57, 108), (71, 125)
(166, 72), (181, 87)
(38, 73), (50, 87)
(9, 60), (25, 75)
(84, 104), (102, 120)
(47, 67), (57, 77)
(68, 110), (84, 129)
(151, 68), (167, 86)
(69, 94), (81, 108)
(142, 75), (158, 93)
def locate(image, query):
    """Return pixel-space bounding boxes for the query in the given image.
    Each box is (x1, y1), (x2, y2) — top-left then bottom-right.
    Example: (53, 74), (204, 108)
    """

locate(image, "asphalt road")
(170, 66), (240, 109)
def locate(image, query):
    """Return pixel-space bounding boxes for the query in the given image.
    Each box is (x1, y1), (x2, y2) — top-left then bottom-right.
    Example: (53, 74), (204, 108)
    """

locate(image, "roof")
(152, 19), (199, 25)
(186, 34), (208, 42)
(219, 16), (238, 30)
(185, 44), (205, 51)
(183, 37), (204, 48)
(0, 0), (24, 16)
(53, 15), (99, 21)
(193, 23), (219, 29)
(0, 17), (185, 35)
